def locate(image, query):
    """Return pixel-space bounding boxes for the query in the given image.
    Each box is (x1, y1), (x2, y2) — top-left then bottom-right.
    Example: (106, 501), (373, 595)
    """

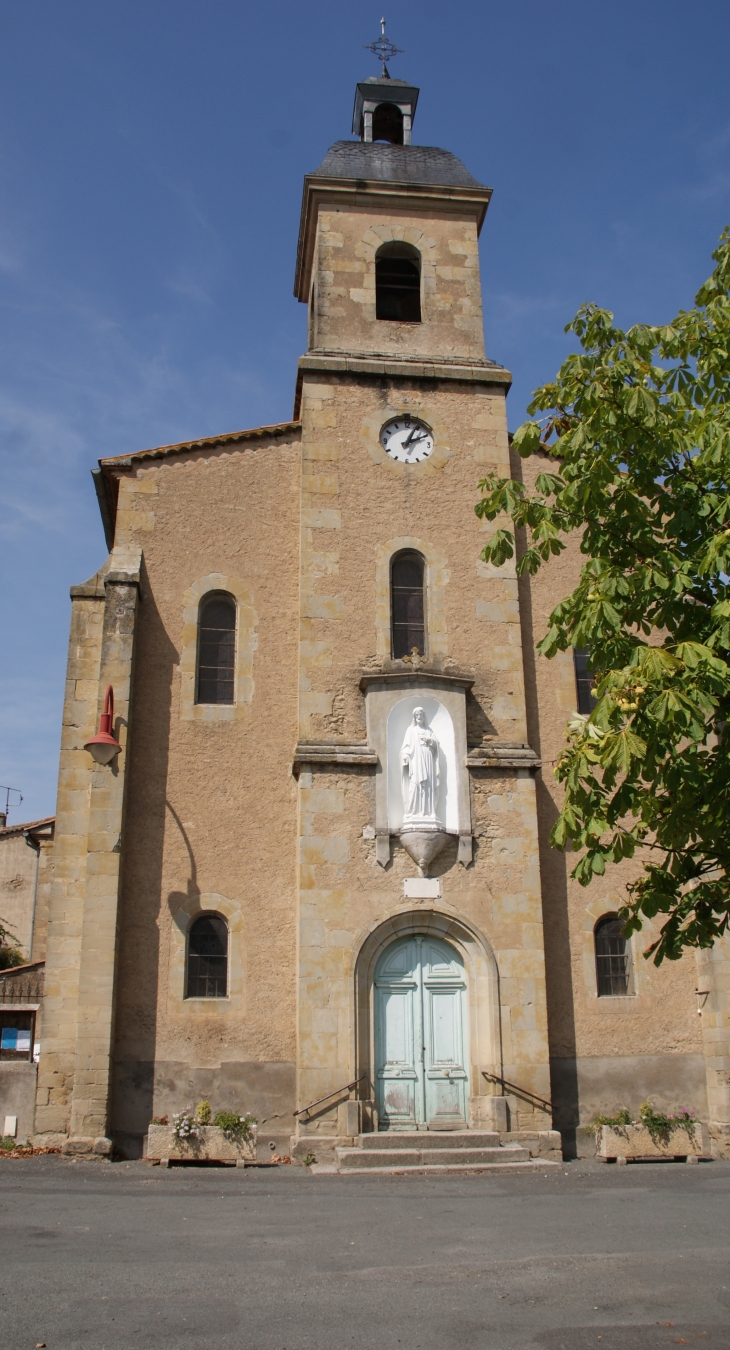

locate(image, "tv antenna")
(0, 786), (23, 827)
(365, 17), (403, 78)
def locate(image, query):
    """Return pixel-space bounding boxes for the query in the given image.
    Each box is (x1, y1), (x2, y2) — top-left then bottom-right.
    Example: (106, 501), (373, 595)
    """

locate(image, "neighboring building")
(30, 71), (729, 1162)
(0, 817), (53, 1142)
(0, 817), (54, 964)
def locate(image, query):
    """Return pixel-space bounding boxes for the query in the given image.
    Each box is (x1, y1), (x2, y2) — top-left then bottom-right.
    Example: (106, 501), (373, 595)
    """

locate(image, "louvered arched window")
(594, 914), (633, 997)
(376, 243), (421, 323)
(196, 592), (236, 705)
(391, 551), (426, 659)
(186, 914), (228, 999)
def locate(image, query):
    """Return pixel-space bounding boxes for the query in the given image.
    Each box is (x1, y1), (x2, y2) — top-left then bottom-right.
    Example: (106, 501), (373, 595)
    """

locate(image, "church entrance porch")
(374, 934), (468, 1131)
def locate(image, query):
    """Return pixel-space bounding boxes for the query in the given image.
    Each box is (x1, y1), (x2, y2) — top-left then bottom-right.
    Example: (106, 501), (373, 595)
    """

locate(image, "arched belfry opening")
(376, 243), (421, 323)
(371, 102), (403, 145)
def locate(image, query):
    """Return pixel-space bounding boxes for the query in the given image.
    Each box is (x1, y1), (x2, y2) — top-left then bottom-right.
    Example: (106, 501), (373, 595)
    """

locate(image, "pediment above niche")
(362, 670), (473, 876)
(359, 666), (474, 693)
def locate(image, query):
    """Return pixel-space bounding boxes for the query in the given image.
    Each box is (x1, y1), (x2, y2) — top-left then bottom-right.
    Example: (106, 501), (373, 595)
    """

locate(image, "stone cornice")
(466, 743), (542, 770)
(293, 743), (379, 772)
(294, 352), (511, 418)
(359, 667), (475, 693)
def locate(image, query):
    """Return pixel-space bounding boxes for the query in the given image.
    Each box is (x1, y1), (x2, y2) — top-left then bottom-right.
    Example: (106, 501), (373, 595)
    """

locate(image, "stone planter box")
(599, 1123), (706, 1163)
(146, 1124), (256, 1166)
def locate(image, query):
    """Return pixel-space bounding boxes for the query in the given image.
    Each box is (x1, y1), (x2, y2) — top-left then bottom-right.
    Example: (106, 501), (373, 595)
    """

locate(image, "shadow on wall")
(465, 689), (497, 745)
(110, 566), (178, 1156)
(514, 528), (580, 1157)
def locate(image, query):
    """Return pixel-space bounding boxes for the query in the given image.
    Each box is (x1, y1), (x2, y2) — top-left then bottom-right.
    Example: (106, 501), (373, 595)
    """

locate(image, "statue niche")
(397, 706), (449, 876)
(401, 707), (442, 825)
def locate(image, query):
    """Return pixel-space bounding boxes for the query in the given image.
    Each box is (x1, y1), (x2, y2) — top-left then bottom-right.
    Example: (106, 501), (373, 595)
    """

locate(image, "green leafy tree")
(0, 918), (24, 970)
(475, 229), (730, 964)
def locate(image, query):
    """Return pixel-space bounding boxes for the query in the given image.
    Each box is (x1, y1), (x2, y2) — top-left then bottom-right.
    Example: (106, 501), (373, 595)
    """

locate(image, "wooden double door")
(374, 935), (469, 1131)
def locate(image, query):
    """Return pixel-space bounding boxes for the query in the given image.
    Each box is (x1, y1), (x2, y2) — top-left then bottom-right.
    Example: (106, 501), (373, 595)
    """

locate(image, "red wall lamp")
(84, 685), (122, 765)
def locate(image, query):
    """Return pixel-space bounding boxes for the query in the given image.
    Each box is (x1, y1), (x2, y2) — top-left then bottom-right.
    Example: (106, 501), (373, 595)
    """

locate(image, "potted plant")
(591, 1102), (705, 1163)
(146, 1100), (257, 1166)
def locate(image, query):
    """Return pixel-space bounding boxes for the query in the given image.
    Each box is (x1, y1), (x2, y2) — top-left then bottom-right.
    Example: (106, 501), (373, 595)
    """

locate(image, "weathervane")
(365, 17), (403, 79)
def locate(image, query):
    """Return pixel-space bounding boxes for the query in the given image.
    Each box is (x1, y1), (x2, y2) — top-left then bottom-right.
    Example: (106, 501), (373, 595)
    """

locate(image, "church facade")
(32, 74), (730, 1162)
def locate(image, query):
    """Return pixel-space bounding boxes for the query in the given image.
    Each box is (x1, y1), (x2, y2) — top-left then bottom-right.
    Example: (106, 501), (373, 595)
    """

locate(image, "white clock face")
(380, 416), (434, 464)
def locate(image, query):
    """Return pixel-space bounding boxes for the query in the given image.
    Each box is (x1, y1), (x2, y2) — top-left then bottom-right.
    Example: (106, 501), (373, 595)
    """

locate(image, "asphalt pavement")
(1, 1154), (728, 1350)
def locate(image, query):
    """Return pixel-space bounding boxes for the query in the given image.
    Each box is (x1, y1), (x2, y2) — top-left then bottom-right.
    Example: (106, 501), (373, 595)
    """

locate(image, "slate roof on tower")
(312, 141), (485, 190)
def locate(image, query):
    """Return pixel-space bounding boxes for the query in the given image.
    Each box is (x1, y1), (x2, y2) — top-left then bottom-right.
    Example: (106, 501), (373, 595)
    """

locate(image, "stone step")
(335, 1158), (556, 1177)
(355, 1130), (500, 1150)
(336, 1144), (531, 1170)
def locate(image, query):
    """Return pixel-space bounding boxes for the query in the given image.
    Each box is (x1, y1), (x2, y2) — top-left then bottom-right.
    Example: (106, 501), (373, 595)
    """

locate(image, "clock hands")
(402, 426), (427, 452)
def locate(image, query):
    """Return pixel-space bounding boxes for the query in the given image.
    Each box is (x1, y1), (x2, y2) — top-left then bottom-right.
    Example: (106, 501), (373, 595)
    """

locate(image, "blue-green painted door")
(375, 935), (468, 1131)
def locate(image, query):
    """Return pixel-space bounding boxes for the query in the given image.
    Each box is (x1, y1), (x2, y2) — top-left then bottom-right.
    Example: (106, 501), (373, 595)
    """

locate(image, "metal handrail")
(482, 1070), (552, 1115)
(294, 1074), (366, 1119)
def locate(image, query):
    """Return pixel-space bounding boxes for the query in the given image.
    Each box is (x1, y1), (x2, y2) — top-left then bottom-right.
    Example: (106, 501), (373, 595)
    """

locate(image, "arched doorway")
(374, 934), (468, 1131)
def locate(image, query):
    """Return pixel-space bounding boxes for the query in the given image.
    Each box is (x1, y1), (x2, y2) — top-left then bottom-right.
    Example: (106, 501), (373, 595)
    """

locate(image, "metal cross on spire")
(364, 17), (403, 79)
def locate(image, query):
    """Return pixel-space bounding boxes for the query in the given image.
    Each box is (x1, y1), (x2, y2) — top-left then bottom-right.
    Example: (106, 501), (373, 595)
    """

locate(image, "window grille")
(574, 646), (597, 714)
(391, 551), (426, 659)
(376, 245), (421, 323)
(595, 915), (633, 996)
(196, 593), (236, 705)
(186, 914), (228, 999)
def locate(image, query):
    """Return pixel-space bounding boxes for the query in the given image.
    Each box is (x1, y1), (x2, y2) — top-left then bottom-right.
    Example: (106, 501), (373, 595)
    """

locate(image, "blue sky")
(1, 0), (729, 823)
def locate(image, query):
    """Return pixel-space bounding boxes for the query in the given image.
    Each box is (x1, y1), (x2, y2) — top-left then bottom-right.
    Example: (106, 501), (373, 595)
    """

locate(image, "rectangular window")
(0, 1012), (35, 1061)
(574, 647), (597, 714)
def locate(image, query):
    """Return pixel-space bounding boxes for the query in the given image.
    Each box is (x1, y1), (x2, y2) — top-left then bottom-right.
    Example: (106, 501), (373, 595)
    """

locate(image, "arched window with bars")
(196, 592), (236, 705)
(594, 914), (633, 997)
(391, 550), (426, 659)
(376, 243), (421, 323)
(186, 914), (228, 999)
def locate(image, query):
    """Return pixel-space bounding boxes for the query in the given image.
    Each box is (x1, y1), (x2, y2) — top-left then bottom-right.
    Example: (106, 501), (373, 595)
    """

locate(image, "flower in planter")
(589, 1102), (699, 1142)
(171, 1109), (202, 1140)
(195, 1100), (212, 1126)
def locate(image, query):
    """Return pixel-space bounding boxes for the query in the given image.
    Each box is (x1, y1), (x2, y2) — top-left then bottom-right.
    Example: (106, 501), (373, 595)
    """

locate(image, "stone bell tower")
(290, 58), (552, 1150)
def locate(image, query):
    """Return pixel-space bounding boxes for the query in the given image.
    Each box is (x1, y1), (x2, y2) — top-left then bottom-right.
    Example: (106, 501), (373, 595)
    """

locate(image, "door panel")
(423, 982), (468, 1128)
(375, 935), (468, 1131)
(375, 941), (420, 1129)
(381, 986), (414, 1067)
(429, 988), (461, 1064)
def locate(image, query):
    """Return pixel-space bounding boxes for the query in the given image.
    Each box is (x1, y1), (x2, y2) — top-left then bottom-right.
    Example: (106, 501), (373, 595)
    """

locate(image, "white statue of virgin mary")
(401, 707), (441, 824)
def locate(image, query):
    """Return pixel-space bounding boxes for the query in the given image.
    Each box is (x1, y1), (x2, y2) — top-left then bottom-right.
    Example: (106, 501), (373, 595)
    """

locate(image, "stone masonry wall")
(295, 367), (552, 1133)
(35, 580), (106, 1141)
(107, 433), (302, 1151)
(310, 207), (486, 364)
